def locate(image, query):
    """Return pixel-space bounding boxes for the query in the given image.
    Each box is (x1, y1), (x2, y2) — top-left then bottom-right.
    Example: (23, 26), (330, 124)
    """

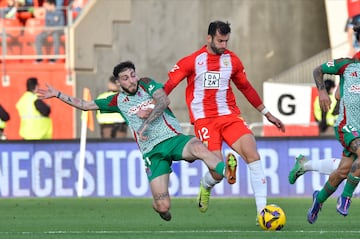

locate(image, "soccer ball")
(257, 204), (286, 231)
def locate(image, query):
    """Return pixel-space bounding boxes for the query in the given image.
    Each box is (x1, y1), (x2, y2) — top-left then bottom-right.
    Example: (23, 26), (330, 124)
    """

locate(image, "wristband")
(56, 91), (61, 98)
(261, 107), (269, 116)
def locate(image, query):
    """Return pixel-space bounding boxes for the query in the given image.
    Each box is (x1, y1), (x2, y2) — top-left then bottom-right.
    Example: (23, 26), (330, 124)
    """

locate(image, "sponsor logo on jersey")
(203, 71), (220, 88)
(128, 100), (154, 115)
(349, 84), (360, 93)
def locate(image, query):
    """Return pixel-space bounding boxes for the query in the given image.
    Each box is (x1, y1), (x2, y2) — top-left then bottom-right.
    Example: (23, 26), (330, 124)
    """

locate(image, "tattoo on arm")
(350, 138), (360, 154)
(64, 96), (84, 109)
(313, 66), (325, 90)
(138, 89), (169, 132)
(58, 92), (98, 110)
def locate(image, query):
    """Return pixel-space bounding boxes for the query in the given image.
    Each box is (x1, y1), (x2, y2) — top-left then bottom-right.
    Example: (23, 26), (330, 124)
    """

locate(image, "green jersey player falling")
(37, 61), (227, 221)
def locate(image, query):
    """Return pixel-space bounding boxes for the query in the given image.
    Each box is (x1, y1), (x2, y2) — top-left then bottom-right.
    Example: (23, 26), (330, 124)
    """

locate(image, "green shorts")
(335, 125), (360, 157)
(143, 134), (195, 181)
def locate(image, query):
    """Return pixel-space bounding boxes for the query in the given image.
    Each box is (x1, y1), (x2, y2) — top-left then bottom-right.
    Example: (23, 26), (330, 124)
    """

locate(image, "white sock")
(303, 158), (340, 175)
(248, 160), (267, 214)
(201, 171), (221, 190)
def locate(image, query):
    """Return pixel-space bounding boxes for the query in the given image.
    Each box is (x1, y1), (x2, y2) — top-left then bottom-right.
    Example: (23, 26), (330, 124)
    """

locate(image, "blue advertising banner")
(0, 138), (346, 198)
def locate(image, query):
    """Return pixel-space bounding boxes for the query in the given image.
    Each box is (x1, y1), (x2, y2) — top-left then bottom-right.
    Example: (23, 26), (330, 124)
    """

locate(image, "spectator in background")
(16, 0), (39, 24)
(96, 76), (128, 139)
(2, 0), (19, 19)
(71, 0), (87, 21)
(0, 104), (10, 140)
(55, 0), (63, 8)
(1, 0), (35, 22)
(313, 79), (338, 136)
(345, 0), (360, 56)
(16, 77), (52, 139)
(35, 0), (64, 63)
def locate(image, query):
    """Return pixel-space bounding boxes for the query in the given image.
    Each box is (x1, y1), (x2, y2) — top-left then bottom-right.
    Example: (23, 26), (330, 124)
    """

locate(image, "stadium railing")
(0, 1), (90, 63)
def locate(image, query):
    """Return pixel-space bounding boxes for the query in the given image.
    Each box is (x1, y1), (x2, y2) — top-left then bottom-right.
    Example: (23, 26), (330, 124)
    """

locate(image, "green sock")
(214, 161), (225, 177)
(342, 174), (360, 197)
(317, 181), (337, 203)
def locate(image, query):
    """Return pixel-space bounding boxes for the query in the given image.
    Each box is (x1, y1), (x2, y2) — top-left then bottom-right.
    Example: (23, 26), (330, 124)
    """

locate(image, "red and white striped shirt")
(164, 45), (263, 123)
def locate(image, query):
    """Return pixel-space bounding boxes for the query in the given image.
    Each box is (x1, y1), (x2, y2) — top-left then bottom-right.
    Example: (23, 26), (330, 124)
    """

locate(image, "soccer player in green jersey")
(307, 57), (360, 224)
(37, 61), (227, 221)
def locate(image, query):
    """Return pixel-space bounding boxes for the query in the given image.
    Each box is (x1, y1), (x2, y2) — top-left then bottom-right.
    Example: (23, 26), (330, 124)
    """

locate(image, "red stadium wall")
(0, 62), (74, 139)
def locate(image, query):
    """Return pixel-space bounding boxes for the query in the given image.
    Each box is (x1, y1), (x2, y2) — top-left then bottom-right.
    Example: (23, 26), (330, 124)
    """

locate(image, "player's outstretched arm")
(38, 83), (99, 111)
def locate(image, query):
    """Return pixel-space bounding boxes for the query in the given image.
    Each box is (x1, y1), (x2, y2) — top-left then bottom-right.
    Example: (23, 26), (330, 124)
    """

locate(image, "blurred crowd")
(0, 0), (88, 62)
(0, 0), (87, 22)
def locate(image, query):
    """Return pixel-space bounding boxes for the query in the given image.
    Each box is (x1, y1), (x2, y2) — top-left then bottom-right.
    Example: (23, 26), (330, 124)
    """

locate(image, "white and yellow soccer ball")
(257, 204), (286, 231)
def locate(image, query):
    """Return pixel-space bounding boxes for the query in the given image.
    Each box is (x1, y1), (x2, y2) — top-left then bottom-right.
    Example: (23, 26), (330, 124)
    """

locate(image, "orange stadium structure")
(0, 0), (75, 139)
(0, 62), (74, 140)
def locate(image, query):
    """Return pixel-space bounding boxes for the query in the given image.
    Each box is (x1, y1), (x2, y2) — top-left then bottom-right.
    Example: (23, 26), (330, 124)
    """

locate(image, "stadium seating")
(20, 17), (45, 56)
(0, 18), (23, 58)
(20, 17), (66, 62)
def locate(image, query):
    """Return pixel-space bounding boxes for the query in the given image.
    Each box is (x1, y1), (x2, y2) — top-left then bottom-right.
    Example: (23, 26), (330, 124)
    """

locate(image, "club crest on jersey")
(148, 84), (155, 93)
(204, 71), (220, 88)
(222, 57), (230, 67)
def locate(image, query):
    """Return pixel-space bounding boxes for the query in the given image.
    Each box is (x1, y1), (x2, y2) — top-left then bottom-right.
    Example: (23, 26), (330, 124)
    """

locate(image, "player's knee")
(190, 139), (207, 154)
(350, 138), (360, 154)
(153, 199), (170, 214)
(351, 160), (360, 175)
(335, 168), (350, 179)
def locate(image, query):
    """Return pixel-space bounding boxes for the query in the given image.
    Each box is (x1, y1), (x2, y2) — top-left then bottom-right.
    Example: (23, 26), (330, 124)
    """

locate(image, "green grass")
(0, 197), (358, 239)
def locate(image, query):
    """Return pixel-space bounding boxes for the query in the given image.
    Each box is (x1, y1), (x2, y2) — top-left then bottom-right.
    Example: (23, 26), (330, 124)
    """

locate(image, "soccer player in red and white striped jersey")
(164, 20), (285, 219)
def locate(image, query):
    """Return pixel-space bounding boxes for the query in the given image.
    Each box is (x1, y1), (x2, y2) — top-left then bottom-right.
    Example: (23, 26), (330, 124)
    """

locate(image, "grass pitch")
(0, 197), (358, 239)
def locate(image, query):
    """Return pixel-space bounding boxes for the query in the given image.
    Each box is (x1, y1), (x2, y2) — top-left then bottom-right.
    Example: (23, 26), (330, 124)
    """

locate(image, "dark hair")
(26, 77), (38, 91)
(208, 20), (231, 37)
(45, 0), (56, 5)
(324, 79), (335, 94)
(113, 61), (136, 78)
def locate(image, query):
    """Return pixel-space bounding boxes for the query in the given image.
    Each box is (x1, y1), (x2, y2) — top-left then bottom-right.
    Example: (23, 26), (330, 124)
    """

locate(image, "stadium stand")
(0, 0), (83, 139)
(20, 17), (45, 56)
(0, 18), (23, 57)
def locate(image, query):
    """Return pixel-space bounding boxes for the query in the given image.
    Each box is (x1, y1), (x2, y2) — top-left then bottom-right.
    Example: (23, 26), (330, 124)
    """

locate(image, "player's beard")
(210, 41), (225, 55)
(122, 83), (139, 95)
